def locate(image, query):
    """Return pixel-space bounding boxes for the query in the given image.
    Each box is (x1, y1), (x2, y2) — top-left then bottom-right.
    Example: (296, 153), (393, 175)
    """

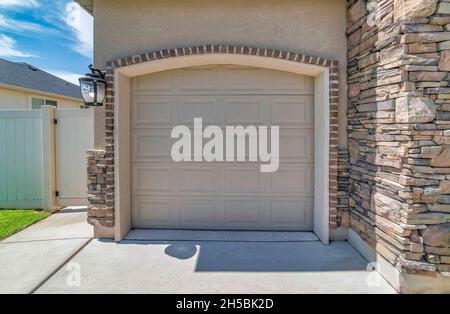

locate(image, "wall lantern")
(79, 65), (106, 107)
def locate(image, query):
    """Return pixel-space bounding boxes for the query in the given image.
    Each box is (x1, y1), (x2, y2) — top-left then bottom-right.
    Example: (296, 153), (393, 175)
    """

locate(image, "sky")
(0, 0), (93, 85)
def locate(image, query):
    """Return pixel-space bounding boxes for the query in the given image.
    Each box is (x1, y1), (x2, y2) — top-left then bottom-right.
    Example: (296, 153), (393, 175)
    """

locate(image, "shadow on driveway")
(120, 239), (366, 272)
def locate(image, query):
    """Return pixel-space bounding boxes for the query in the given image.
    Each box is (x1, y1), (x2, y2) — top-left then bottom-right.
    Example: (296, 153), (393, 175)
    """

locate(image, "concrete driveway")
(0, 207), (92, 294)
(34, 229), (396, 294)
(0, 209), (395, 294)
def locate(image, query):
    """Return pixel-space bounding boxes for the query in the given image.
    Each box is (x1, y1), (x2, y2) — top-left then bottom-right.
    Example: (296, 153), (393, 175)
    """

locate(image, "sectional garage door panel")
(132, 196), (313, 230)
(132, 95), (314, 129)
(132, 65), (314, 96)
(132, 163), (314, 197)
(131, 65), (314, 231)
(131, 129), (314, 163)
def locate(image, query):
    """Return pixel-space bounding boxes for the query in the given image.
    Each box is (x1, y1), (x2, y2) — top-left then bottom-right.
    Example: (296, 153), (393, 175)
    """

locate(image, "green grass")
(0, 209), (50, 241)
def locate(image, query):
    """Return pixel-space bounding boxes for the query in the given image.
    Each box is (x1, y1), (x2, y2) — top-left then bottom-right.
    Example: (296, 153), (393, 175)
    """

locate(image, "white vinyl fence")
(0, 107), (93, 209)
(56, 109), (94, 206)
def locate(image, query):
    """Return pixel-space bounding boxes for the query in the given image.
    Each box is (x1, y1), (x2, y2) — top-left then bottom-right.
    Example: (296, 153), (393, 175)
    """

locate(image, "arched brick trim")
(88, 45), (339, 236)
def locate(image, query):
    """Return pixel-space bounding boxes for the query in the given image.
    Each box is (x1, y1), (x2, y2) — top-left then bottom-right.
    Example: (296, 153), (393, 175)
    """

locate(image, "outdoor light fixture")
(79, 65), (106, 107)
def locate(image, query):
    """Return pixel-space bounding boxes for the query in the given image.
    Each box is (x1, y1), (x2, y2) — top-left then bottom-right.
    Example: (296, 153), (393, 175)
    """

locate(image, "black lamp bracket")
(88, 64), (106, 80)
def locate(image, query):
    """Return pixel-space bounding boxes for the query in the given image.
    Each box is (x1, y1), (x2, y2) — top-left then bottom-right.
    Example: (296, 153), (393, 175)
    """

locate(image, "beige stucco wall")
(0, 86), (83, 109)
(0, 87), (28, 109)
(92, 0), (348, 148)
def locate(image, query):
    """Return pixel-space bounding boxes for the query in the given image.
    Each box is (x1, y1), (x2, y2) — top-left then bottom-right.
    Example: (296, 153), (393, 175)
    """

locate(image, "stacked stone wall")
(87, 149), (114, 227)
(347, 0), (450, 278)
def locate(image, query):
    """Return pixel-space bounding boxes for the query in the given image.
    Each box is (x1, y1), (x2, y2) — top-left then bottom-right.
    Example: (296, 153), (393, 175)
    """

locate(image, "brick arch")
(90, 45), (340, 241)
(105, 45), (339, 70)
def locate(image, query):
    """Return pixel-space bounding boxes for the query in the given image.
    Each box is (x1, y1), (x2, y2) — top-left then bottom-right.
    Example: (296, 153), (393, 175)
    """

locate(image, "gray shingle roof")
(0, 58), (82, 100)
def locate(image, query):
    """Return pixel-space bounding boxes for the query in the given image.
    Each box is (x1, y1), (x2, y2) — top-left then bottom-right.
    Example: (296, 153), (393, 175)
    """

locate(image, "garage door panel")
(131, 95), (314, 129)
(132, 130), (314, 163)
(177, 97), (221, 126)
(221, 66), (263, 92)
(132, 129), (173, 162)
(223, 199), (263, 225)
(130, 102), (315, 164)
(224, 164), (263, 193)
(269, 198), (313, 228)
(179, 66), (219, 92)
(132, 96), (173, 128)
(132, 162), (312, 197)
(270, 96), (314, 128)
(133, 70), (173, 93)
(223, 96), (265, 125)
(279, 130), (314, 162)
(179, 198), (219, 226)
(179, 165), (219, 193)
(268, 70), (314, 94)
(132, 65), (314, 96)
(132, 165), (173, 193)
(133, 196), (313, 230)
(270, 164), (313, 195)
(132, 197), (175, 228)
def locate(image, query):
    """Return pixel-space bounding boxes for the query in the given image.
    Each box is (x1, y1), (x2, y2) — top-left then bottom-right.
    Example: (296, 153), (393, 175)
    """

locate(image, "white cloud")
(47, 70), (83, 86)
(0, 34), (34, 58)
(65, 2), (93, 58)
(0, 0), (39, 7)
(0, 13), (43, 32)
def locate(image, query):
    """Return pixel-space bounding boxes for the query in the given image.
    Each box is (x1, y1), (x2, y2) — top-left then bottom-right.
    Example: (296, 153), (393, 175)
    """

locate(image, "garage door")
(131, 65), (314, 230)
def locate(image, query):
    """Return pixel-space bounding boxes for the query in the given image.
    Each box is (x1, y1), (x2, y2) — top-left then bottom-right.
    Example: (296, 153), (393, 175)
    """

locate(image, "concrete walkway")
(0, 207), (92, 294)
(35, 230), (396, 294)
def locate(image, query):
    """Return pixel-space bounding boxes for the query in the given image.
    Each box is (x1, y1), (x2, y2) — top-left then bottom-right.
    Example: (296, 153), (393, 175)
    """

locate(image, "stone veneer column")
(347, 0), (450, 292)
(87, 149), (114, 228)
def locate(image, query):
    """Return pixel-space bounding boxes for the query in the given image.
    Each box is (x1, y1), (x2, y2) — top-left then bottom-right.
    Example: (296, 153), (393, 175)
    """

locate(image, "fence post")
(42, 106), (57, 211)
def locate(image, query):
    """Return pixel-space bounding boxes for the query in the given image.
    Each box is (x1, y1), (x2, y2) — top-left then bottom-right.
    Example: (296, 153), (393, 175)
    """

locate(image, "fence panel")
(0, 110), (44, 208)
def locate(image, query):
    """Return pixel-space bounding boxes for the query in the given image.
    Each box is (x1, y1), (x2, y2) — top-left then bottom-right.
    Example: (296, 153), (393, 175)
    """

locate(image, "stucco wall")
(0, 87), (28, 109)
(92, 0), (348, 148)
(0, 86), (83, 109)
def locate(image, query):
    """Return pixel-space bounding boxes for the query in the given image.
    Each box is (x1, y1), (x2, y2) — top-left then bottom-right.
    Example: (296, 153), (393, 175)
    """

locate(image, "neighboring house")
(0, 58), (83, 110)
(76, 0), (450, 293)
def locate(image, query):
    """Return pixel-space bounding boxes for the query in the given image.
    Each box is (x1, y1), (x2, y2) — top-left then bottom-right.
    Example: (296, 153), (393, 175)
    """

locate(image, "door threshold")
(124, 229), (319, 242)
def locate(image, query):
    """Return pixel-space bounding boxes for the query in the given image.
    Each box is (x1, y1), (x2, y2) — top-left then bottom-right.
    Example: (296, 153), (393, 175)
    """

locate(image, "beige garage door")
(131, 65), (314, 230)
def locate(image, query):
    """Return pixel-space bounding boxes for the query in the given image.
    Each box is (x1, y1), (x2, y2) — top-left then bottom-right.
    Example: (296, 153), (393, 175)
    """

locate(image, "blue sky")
(0, 0), (93, 85)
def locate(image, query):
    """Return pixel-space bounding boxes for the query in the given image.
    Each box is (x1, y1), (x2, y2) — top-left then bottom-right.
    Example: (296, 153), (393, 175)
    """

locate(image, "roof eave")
(75, 0), (93, 16)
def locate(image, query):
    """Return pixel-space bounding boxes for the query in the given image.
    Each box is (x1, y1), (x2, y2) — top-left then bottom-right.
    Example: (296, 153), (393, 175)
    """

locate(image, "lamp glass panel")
(80, 81), (95, 103)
